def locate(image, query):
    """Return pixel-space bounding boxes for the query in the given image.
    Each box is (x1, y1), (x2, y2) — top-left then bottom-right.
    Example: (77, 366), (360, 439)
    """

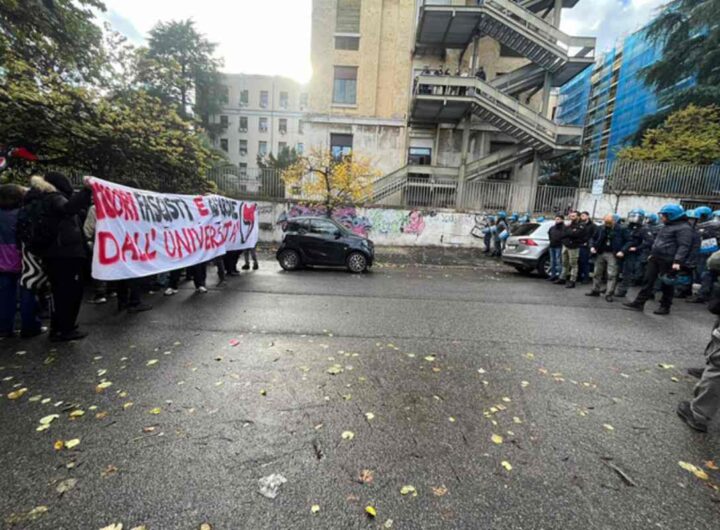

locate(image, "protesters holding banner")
(242, 246), (259, 271)
(19, 173), (92, 342)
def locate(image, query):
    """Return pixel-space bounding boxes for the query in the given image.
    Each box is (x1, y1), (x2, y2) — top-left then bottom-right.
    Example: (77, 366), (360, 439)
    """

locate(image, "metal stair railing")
(488, 63), (546, 95)
(465, 146), (536, 181)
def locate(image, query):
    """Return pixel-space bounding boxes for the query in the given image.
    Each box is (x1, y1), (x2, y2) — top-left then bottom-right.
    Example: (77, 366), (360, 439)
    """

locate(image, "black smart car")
(276, 216), (374, 273)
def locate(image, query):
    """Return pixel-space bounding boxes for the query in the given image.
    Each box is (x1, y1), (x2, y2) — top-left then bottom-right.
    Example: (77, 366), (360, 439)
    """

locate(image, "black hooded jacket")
(650, 218), (694, 266)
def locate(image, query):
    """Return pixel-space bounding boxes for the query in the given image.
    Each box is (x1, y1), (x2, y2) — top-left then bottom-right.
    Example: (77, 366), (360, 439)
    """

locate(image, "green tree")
(635, 0), (720, 141)
(138, 19), (224, 129)
(257, 146), (300, 171)
(618, 105), (720, 165)
(539, 152), (582, 187)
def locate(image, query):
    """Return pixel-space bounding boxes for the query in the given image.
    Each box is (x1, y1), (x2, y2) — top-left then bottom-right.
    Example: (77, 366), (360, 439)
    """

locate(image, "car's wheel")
(346, 251), (368, 273)
(513, 264), (533, 275)
(536, 253), (550, 278)
(278, 250), (301, 271)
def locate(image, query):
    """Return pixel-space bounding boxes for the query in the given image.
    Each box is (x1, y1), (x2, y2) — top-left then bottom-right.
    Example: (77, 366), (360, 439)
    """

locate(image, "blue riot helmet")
(627, 208), (645, 225)
(686, 208), (698, 220)
(660, 271), (693, 288)
(658, 204), (685, 222)
(497, 211), (507, 220)
(713, 210), (720, 221)
(487, 215), (496, 223)
(647, 213), (659, 225)
(509, 213), (519, 222)
(613, 213), (622, 224)
(536, 216), (545, 222)
(519, 214), (530, 223)
(695, 206), (712, 221)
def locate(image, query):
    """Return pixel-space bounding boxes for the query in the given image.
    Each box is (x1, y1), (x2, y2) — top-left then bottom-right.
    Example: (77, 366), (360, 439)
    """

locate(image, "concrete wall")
(576, 191), (683, 219)
(257, 201), (486, 247)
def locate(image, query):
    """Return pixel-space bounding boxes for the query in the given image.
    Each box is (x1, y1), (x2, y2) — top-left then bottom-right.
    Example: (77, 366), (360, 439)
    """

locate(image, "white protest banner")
(89, 178), (258, 281)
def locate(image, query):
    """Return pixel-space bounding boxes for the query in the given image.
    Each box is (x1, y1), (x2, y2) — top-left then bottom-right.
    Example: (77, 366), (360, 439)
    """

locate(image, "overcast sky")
(99, 0), (667, 83)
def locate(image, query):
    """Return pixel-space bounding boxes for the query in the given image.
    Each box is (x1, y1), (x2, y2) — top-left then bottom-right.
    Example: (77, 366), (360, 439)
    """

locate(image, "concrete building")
(213, 74), (309, 173)
(306, 0), (595, 211)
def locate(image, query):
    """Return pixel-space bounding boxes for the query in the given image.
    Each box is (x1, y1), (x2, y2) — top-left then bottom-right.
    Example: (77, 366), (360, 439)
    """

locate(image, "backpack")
(16, 197), (58, 256)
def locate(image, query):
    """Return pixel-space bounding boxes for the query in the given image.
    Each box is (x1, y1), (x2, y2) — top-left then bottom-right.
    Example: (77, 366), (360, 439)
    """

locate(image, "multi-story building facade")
(213, 74), (309, 173)
(306, 0), (595, 210)
(556, 26), (695, 159)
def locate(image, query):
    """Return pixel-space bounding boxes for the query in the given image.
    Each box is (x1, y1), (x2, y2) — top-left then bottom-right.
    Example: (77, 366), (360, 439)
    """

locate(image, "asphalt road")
(1, 258), (719, 530)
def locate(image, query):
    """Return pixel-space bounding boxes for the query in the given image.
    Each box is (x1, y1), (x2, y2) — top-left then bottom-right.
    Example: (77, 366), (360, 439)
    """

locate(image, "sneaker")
(164, 288), (178, 296)
(88, 296), (108, 304)
(241, 264), (250, 271)
(252, 262), (259, 270)
(687, 367), (704, 379)
(196, 286), (208, 294)
(622, 301), (644, 311)
(127, 303), (153, 313)
(565, 281), (576, 289)
(585, 291), (601, 297)
(20, 327), (48, 339)
(605, 294), (614, 303)
(676, 401), (708, 433)
(653, 306), (670, 316)
(50, 329), (88, 343)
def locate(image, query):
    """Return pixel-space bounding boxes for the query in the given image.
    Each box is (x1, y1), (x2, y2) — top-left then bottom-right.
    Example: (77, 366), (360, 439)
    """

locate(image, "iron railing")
(209, 166), (286, 199)
(579, 158), (720, 199)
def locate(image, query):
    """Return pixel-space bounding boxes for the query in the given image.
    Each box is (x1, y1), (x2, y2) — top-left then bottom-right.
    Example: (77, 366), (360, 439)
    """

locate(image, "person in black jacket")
(586, 214), (628, 302)
(25, 173), (92, 341)
(577, 211), (595, 283)
(547, 215), (564, 282)
(615, 209), (654, 298)
(623, 204), (694, 315)
(558, 211), (593, 288)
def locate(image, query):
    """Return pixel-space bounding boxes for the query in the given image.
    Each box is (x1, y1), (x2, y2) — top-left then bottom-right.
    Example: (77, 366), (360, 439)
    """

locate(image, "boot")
(556, 279), (567, 285)
(622, 301), (644, 311)
(585, 290), (601, 297)
(50, 329), (88, 342)
(253, 262), (259, 270)
(687, 367), (704, 379)
(242, 263), (250, 271)
(565, 281), (576, 289)
(653, 306), (670, 315)
(605, 294), (614, 302)
(676, 401), (707, 433)
(685, 295), (708, 304)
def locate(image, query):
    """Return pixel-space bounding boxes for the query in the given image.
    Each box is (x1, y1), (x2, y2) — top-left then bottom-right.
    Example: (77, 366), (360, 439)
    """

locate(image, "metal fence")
(580, 158), (720, 199)
(209, 165), (285, 200)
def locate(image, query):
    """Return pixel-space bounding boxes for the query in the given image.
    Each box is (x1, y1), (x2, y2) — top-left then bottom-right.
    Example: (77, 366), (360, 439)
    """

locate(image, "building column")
(455, 119), (471, 209)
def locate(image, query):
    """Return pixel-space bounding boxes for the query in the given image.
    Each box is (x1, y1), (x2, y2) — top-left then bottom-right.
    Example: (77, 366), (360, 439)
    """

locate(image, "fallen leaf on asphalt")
(400, 485), (417, 497)
(431, 367), (441, 373)
(658, 363), (675, 369)
(229, 339), (240, 346)
(365, 506), (377, 518)
(449, 416), (456, 422)
(27, 505), (48, 520)
(39, 414), (60, 426)
(96, 411), (109, 420)
(384, 519), (394, 528)
(491, 434), (504, 445)
(513, 417), (522, 424)
(671, 377), (679, 382)
(29, 395), (42, 402)
(97, 369), (107, 377)
(260, 389), (267, 396)
(327, 364), (343, 375)
(359, 469), (374, 484)
(478, 368), (486, 374)
(65, 438), (80, 449)
(432, 485), (448, 496)
(342, 394), (352, 400)
(525, 353), (535, 360)
(146, 359), (158, 366)
(200, 524), (212, 530)
(424, 355), (436, 362)
(54, 440), (64, 451)
(603, 424), (615, 432)
(100, 524), (123, 530)
(679, 461), (709, 480)
(69, 409), (85, 418)
(501, 461), (513, 471)
(96, 381), (113, 392)
(365, 412), (375, 421)
(311, 504), (320, 514)
(101, 464), (118, 478)
(142, 426), (156, 433)
(56, 478), (77, 495)
(406, 353), (416, 358)
(123, 402), (133, 410)
(521, 381), (529, 388)
(502, 397), (511, 403)
(130, 526), (147, 530)
(149, 407), (161, 415)
(341, 431), (355, 440)
(705, 460), (719, 471)
(8, 387), (28, 400)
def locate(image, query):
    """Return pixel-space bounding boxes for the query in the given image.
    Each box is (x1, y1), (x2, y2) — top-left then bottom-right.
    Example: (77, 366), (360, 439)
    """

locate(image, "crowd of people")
(0, 173), (258, 343)
(482, 205), (720, 433)
(415, 65), (487, 96)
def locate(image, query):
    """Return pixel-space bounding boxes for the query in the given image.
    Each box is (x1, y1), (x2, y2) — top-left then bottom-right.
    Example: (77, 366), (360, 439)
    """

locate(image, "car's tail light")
(519, 238), (538, 246)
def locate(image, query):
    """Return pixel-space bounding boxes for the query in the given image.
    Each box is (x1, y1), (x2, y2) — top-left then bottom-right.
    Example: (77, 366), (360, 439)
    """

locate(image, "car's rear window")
(511, 223), (540, 237)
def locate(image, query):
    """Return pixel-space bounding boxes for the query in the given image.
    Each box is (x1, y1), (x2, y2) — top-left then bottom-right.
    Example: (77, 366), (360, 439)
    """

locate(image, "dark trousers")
(169, 263), (206, 290)
(224, 251), (240, 273)
(116, 279), (142, 308)
(634, 258), (674, 308)
(0, 273), (41, 334)
(45, 257), (85, 334)
(578, 246), (591, 282)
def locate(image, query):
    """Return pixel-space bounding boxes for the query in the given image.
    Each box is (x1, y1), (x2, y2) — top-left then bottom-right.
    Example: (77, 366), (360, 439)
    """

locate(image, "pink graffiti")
(279, 204), (372, 237)
(402, 209), (425, 236)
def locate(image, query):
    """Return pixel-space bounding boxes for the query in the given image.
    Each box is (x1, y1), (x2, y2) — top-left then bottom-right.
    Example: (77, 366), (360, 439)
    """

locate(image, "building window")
(330, 133), (353, 159)
(240, 89), (249, 106)
(333, 66), (357, 105)
(408, 147), (432, 166)
(220, 85), (229, 104)
(220, 138), (228, 152)
(279, 118), (288, 134)
(260, 90), (269, 108)
(300, 93), (308, 109)
(258, 141), (268, 157)
(298, 120), (304, 134)
(239, 116), (248, 132)
(335, 36), (360, 50)
(219, 115), (229, 129)
(297, 143), (305, 155)
(278, 141), (288, 152)
(239, 162), (247, 175)
(336, 0), (360, 33)
(239, 139), (247, 156)
(259, 117), (268, 132)
(279, 91), (289, 109)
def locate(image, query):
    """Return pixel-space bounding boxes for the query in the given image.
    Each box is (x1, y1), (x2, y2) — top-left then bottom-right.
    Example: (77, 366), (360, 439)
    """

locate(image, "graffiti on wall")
(277, 204), (373, 237)
(365, 208), (426, 237)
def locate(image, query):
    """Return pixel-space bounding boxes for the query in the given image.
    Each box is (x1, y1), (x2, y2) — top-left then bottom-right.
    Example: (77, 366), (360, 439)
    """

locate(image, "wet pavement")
(1, 257), (719, 529)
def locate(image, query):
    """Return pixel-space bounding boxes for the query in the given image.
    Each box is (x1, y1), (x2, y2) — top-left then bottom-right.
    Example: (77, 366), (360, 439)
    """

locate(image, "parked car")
(502, 220), (553, 277)
(276, 216), (374, 273)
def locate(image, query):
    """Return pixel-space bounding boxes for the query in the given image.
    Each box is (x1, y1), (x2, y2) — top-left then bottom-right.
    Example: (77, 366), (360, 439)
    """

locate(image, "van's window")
(511, 223), (540, 236)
